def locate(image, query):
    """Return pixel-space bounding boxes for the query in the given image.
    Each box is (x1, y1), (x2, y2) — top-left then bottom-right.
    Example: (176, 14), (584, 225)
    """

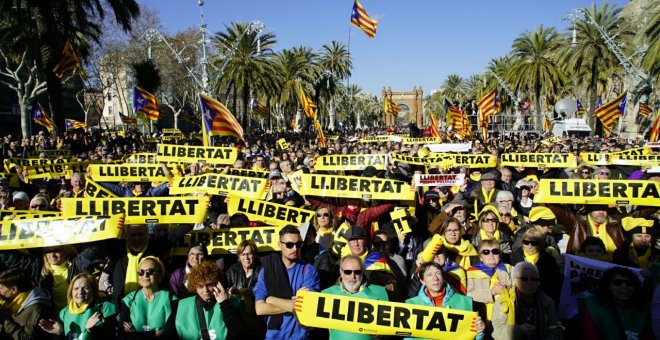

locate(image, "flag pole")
(346, 7), (353, 131)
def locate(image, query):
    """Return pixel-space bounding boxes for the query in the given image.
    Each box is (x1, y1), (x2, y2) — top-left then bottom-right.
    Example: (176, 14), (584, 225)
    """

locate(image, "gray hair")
(512, 262), (538, 280)
(496, 190), (514, 202)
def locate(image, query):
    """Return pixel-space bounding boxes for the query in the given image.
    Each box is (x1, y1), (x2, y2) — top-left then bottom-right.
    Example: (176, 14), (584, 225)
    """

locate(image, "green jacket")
(321, 284), (389, 340)
(1, 288), (55, 340)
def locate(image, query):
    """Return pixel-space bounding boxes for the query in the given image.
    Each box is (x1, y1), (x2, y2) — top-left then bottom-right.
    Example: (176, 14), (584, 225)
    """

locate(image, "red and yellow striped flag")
(312, 120), (327, 148)
(199, 93), (244, 141)
(298, 85), (317, 120)
(478, 88), (498, 138)
(384, 97), (400, 116)
(639, 102), (652, 117)
(594, 92), (626, 134)
(649, 112), (660, 142)
(350, 0), (378, 38)
(429, 114), (441, 138)
(543, 114), (552, 132)
(53, 41), (80, 78)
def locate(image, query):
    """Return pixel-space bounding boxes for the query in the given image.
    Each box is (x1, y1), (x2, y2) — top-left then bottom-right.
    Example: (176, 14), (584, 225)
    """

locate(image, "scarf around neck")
(124, 245), (147, 294)
(68, 299), (90, 315)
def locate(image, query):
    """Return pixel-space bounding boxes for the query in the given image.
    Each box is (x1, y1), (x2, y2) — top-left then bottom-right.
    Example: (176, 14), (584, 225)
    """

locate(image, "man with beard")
(613, 217), (658, 269)
(549, 204), (628, 254)
(321, 255), (389, 340)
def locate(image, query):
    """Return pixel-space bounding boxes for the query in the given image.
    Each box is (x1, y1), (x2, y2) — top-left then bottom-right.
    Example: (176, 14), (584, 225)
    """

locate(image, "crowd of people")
(0, 126), (659, 339)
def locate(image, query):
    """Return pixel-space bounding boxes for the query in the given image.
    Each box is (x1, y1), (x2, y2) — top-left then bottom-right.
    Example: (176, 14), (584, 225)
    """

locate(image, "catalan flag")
(445, 99), (464, 138)
(649, 112), (660, 142)
(33, 103), (55, 132)
(119, 113), (137, 125)
(428, 114), (441, 138)
(53, 41), (80, 78)
(297, 85), (317, 120)
(543, 114), (553, 132)
(478, 88), (499, 138)
(384, 97), (400, 116)
(576, 99), (586, 115)
(252, 99), (269, 117)
(312, 120), (327, 148)
(65, 119), (87, 130)
(594, 92), (626, 134)
(639, 102), (652, 117)
(199, 93), (244, 142)
(350, 0), (378, 38)
(133, 87), (160, 121)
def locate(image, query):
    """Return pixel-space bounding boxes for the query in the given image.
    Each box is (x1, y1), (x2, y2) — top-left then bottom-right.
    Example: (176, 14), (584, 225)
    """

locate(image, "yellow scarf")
(480, 228), (501, 241)
(631, 244), (651, 269)
(318, 227), (333, 236)
(68, 299), (90, 315)
(441, 236), (478, 269)
(523, 251), (540, 265)
(51, 262), (70, 310)
(2, 292), (28, 314)
(587, 215), (617, 253)
(482, 187), (495, 203)
(124, 245), (147, 294)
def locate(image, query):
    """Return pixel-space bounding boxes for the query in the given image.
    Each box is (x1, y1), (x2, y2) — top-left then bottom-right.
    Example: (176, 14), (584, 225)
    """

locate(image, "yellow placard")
(445, 154), (497, 168)
(608, 154), (660, 166)
(61, 196), (209, 224)
(390, 208), (413, 235)
(277, 138), (289, 151)
(291, 173), (415, 201)
(533, 179), (660, 205)
(389, 153), (454, 168)
(499, 153), (577, 168)
(224, 168), (270, 179)
(88, 164), (171, 182)
(4, 158), (68, 173)
(156, 144), (238, 165)
(83, 177), (118, 198)
(359, 136), (396, 143)
(579, 153), (608, 166)
(315, 154), (387, 171)
(401, 137), (442, 144)
(294, 290), (478, 339)
(609, 147), (650, 156)
(0, 210), (60, 221)
(0, 215), (124, 250)
(227, 196), (314, 227)
(26, 150), (71, 158)
(169, 173), (269, 199)
(125, 153), (158, 164)
(162, 128), (182, 134)
(172, 226), (283, 255)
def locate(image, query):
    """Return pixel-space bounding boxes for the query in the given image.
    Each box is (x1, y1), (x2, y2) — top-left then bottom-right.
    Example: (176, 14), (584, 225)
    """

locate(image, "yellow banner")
(22, 162), (82, 180)
(609, 147), (650, 156)
(227, 196), (314, 227)
(61, 196), (209, 224)
(499, 153), (577, 168)
(162, 128), (182, 134)
(443, 154), (498, 168)
(294, 290), (478, 339)
(290, 172), (414, 201)
(390, 208), (413, 235)
(315, 154), (387, 171)
(579, 153), (608, 166)
(125, 153), (158, 164)
(88, 164), (171, 182)
(173, 226), (282, 255)
(277, 138), (289, 151)
(4, 158), (68, 173)
(26, 150), (71, 158)
(533, 179), (660, 205)
(608, 154), (660, 166)
(156, 144), (238, 165)
(0, 215), (124, 250)
(389, 153), (454, 168)
(401, 137), (442, 144)
(359, 136), (397, 143)
(83, 177), (118, 198)
(225, 168), (270, 179)
(162, 135), (184, 142)
(1, 210), (60, 221)
(169, 173), (269, 199)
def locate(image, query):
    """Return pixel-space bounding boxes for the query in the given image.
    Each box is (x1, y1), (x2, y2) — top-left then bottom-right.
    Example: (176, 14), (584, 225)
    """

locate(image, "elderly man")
(465, 171), (500, 206)
(613, 217), (658, 268)
(68, 172), (86, 198)
(321, 255), (389, 340)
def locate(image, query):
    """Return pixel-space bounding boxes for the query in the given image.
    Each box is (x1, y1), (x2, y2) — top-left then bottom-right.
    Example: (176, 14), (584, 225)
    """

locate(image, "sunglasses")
(522, 240), (539, 246)
(518, 276), (539, 282)
(342, 269), (363, 276)
(316, 212), (331, 218)
(611, 279), (633, 287)
(280, 241), (303, 249)
(137, 268), (160, 277)
(480, 249), (501, 256)
(30, 204), (47, 209)
(481, 218), (498, 223)
(598, 172), (610, 176)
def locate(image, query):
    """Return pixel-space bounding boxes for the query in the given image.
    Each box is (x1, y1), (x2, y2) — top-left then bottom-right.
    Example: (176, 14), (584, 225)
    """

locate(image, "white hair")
(512, 262), (538, 279)
(496, 190), (514, 202)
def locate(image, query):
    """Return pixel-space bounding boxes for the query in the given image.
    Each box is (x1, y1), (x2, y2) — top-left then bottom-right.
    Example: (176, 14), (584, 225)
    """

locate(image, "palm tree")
(317, 41), (351, 129)
(271, 47), (318, 129)
(0, 0), (140, 132)
(440, 74), (467, 103)
(508, 25), (565, 130)
(211, 22), (277, 128)
(641, 0), (659, 89)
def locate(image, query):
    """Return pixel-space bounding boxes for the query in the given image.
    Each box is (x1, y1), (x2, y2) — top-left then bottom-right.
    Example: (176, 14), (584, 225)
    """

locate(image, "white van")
(551, 118), (592, 137)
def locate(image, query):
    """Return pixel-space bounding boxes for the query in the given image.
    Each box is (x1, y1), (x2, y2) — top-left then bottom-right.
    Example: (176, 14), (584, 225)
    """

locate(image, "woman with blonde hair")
(312, 206), (336, 250)
(471, 207), (513, 263)
(38, 273), (117, 339)
(467, 240), (513, 324)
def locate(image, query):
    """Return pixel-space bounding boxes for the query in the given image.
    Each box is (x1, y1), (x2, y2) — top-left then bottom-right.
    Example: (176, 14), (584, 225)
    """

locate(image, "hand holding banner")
(533, 179), (660, 205)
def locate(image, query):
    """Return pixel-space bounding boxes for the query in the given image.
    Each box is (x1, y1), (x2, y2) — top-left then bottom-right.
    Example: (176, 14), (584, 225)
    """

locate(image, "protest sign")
(173, 226), (282, 255)
(533, 179), (660, 205)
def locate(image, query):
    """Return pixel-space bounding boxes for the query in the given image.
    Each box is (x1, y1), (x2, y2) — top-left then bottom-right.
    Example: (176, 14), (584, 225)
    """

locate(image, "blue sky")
(138, 0), (628, 96)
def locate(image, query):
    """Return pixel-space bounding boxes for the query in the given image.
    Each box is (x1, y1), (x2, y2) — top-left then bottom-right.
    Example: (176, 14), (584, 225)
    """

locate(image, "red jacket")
(307, 197), (394, 228)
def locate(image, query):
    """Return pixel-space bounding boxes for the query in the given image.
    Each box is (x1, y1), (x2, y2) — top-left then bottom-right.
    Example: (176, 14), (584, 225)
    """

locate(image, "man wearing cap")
(613, 217), (657, 268)
(12, 191), (30, 210)
(467, 171), (500, 206)
(344, 225), (369, 259)
(321, 255), (389, 340)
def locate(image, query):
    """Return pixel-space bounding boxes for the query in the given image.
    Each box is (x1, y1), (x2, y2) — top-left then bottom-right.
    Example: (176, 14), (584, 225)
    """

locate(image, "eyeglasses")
(316, 212), (330, 218)
(445, 229), (461, 234)
(517, 276), (539, 282)
(611, 279), (633, 287)
(137, 268), (160, 277)
(598, 172), (610, 176)
(30, 204), (47, 209)
(522, 240), (539, 246)
(342, 269), (363, 276)
(280, 241), (303, 249)
(481, 218), (498, 224)
(480, 249), (501, 256)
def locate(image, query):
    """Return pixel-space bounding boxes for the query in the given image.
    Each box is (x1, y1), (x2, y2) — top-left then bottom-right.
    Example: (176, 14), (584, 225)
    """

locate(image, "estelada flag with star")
(199, 93), (244, 145)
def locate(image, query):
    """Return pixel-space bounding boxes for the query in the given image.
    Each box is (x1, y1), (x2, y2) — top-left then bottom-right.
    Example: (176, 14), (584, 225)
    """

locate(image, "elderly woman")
(407, 262), (485, 340)
(471, 207), (513, 263)
(118, 256), (177, 339)
(38, 273), (117, 339)
(169, 244), (207, 299)
(175, 262), (243, 339)
(580, 267), (652, 340)
(467, 240), (513, 322)
(491, 263), (563, 340)
(511, 228), (560, 303)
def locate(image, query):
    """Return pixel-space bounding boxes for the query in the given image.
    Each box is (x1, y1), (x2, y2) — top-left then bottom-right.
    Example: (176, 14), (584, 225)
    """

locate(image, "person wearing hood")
(0, 268), (55, 339)
(613, 217), (658, 269)
(406, 262), (485, 340)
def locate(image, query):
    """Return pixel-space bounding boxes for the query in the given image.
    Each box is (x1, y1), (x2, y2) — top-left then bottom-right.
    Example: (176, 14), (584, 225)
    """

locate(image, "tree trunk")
(588, 57), (599, 131)
(19, 100), (30, 139)
(241, 85), (249, 129)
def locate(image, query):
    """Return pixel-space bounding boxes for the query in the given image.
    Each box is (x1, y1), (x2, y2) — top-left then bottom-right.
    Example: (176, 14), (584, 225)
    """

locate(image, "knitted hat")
(529, 207), (556, 226)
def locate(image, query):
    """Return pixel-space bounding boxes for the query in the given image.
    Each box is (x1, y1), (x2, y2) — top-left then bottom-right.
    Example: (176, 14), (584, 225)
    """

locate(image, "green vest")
(122, 290), (175, 332)
(175, 296), (241, 340)
(582, 296), (650, 340)
(59, 301), (116, 340)
(321, 284), (389, 340)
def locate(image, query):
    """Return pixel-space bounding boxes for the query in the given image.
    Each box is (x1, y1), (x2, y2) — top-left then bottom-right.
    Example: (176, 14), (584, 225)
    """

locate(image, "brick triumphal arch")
(382, 86), (424, 127)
